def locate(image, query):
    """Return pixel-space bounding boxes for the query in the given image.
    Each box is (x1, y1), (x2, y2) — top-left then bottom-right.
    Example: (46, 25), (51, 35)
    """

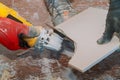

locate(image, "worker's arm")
(0, 17), (41, 50)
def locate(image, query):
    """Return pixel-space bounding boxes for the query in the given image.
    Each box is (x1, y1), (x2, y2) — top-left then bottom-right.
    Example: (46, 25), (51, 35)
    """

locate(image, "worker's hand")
(23, 26), (43, 48)
(0, 17), (41, 50)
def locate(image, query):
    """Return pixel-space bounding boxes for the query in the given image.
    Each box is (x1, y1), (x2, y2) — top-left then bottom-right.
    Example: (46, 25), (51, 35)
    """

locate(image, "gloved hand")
(0, 17), (41, 50)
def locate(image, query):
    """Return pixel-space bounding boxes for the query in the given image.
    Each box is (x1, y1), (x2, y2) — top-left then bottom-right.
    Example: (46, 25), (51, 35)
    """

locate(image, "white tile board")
(56, 7), (119, 72)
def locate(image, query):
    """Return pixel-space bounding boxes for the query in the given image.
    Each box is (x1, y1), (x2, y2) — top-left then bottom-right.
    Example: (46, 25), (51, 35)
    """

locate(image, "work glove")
(0, 17), (40, 50)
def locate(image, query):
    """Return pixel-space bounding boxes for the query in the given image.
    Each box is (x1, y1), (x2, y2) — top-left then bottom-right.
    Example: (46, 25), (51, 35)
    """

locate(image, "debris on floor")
(11, 57), (61, 80)
(72, 0), (109, 12)
(0, 55), (77, 80)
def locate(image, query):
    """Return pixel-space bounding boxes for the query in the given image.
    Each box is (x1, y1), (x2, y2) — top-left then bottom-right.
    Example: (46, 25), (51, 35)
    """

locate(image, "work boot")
(97, 34), (112, 44)
(45, 0), (77, 26)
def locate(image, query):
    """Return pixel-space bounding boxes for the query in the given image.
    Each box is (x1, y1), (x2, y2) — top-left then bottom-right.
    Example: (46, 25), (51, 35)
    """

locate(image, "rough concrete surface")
(0, 0), (120, 80)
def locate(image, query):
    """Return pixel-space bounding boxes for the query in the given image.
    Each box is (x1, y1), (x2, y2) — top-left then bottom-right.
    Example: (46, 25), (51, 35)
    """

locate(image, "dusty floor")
(0, 0), (120, 80)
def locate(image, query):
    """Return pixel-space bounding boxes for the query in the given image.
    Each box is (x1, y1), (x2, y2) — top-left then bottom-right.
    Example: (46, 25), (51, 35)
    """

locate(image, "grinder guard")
(35, 25), (75, 53)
